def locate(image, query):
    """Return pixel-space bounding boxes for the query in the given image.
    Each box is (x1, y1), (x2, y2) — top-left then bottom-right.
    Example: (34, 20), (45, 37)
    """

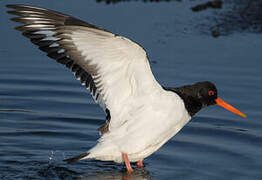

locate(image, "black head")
(190, 81), (218, 107)
(164, 81), (246, 118)
(166, 81), (217, 116)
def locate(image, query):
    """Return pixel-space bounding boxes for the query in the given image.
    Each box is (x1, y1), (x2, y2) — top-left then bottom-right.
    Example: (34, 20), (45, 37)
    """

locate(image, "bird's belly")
(104, 106), (190, 162)
(90, 92), (191, 163)
(125, 114), (190, 162)
(126, 134), (175, 162)
(91, 125), (182, 163)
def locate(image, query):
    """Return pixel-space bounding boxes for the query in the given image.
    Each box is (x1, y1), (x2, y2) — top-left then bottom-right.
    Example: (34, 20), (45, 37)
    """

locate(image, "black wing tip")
(6, 4), (20, 15)
(63, 152), (90, 163)
(6, 4), (36, 16)
(6, 4), (51, 16)
(6, 4), (17, 8)
(6, 4), (27, 9)
(6, 4), (43, 9)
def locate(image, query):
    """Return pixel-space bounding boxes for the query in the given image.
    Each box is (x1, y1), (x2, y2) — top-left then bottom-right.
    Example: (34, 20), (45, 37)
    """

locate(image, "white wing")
(7, 5), (163, 131)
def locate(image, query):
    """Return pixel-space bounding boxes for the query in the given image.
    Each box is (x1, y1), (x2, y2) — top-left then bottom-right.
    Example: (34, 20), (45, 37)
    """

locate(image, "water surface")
(1, 0), (262, 179)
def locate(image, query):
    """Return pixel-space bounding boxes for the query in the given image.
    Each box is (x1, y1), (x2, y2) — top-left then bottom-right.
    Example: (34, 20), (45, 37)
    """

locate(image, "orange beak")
(215, 97), (247, 118)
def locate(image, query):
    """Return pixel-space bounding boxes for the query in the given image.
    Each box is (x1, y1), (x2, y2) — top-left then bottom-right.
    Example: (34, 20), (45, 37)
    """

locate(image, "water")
(1, 0), (262, 179)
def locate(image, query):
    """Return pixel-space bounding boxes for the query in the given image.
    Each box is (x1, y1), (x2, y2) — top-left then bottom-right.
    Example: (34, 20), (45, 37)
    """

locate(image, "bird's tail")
(63, 152), (90, 163)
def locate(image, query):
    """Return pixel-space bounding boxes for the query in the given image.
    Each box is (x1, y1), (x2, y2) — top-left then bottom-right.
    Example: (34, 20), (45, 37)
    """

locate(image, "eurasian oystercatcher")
(7, 5), (246, 172)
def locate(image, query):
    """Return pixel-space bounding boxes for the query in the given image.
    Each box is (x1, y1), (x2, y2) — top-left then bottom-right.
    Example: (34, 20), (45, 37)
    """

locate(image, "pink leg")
(137, 160), (143, 168)
(122, 153), (134, 173)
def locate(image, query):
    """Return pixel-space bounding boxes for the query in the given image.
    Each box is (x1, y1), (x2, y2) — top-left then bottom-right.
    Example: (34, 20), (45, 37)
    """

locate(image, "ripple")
(1, 1), (262, 179)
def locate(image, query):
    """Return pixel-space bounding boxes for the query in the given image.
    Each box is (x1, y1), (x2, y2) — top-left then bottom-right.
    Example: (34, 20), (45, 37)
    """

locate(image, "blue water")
(1, 0), (262, 179)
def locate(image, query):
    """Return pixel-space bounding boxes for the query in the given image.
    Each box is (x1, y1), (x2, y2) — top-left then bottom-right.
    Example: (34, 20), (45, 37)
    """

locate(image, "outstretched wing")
(7, 5), (162, 132)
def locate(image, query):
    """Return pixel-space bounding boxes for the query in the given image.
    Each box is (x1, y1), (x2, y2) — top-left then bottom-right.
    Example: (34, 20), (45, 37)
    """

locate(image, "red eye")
(208, 90), (215, 96)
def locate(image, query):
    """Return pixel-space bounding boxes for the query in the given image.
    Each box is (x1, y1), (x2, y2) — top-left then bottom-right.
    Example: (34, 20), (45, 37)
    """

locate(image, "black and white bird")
(6, 4), (246, 172)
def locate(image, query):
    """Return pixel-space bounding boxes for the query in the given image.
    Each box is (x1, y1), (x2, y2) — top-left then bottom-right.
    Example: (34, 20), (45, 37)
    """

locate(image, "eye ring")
(208, 90), (215, 96)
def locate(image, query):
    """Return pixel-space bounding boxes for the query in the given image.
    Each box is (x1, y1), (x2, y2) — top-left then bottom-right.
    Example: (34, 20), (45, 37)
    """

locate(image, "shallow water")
(1, 0), (262, 179)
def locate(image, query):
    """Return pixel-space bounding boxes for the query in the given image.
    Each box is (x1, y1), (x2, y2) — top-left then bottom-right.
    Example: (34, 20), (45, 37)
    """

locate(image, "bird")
(6, 4), (246, 173)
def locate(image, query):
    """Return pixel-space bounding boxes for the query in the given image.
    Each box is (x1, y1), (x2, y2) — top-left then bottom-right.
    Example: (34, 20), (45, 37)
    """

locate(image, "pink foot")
(137, 160), (143, 168)
(122, 153), (134, 173)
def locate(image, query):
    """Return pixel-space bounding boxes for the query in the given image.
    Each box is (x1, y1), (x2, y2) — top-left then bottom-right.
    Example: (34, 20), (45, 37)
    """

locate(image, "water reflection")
(83, 169), (152, 180)
(39, 164), (152, 180)
(203, 0), (262, 36)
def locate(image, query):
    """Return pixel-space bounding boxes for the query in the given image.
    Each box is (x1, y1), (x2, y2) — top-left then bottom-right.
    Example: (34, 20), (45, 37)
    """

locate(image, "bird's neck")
(163, 86), (202, 117)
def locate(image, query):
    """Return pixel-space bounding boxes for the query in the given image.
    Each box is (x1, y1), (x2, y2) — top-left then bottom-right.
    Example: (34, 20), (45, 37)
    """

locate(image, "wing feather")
(7, 4), (162, 132)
